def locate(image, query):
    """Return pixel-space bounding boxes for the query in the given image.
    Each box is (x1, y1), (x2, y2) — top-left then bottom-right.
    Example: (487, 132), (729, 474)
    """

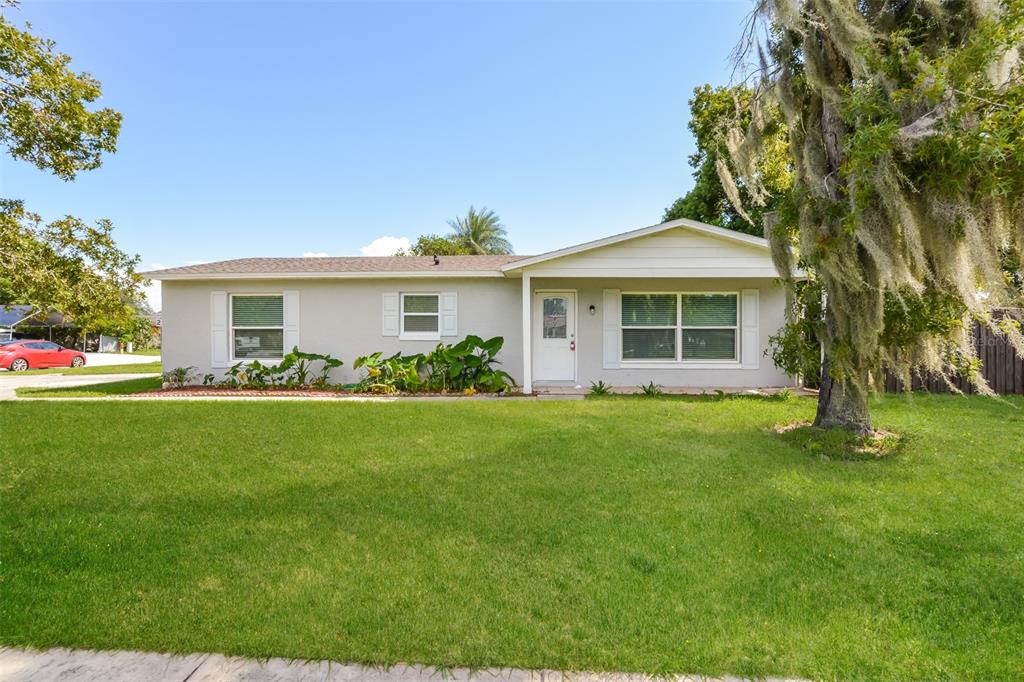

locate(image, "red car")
(0, 340), (87, 371)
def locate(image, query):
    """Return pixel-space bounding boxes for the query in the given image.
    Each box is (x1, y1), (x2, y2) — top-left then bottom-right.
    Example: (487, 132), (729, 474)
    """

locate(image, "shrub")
(639, 381), (663, 397)
(278, 347), (344, 388)
(352, 352), (423, 394)
(223, 348), (344, 389)
(353, 335), (513, 394)
(588, 380), (612, 396)
(162, 366), (197, 388)
(425, 335), (513, 392)
(224, 360), (272, 388)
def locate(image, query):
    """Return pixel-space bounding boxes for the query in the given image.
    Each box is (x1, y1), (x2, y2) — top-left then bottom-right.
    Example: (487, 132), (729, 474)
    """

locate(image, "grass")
(14, 376), (162, 398)
(5, 360), (161, 376)
(1, 395), (1022, 679)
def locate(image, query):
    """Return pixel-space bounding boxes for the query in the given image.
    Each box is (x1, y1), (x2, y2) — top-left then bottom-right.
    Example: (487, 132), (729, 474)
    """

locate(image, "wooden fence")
(883, 310), (1024, 395)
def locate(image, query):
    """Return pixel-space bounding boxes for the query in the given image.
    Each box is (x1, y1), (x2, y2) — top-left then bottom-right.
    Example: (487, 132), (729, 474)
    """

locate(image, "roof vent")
(432, 255), (440, 266)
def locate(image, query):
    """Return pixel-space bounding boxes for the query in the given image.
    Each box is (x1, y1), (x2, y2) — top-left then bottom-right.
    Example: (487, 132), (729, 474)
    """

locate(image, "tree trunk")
(806, 26), (873, 436)
(814, 354), (872, 435)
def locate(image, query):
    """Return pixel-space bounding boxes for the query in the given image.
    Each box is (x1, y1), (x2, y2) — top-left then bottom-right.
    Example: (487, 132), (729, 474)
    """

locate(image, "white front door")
(533, 291), (576, 382)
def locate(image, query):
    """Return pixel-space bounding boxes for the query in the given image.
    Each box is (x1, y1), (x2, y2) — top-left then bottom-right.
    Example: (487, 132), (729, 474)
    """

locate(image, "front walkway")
(0, 647), (802, 682)
(534, 385), (809, 396)
(0, 373), (158, 400)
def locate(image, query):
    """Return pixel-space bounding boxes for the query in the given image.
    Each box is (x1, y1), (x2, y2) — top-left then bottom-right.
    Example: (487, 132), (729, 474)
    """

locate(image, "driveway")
(0, 373), (157, 400)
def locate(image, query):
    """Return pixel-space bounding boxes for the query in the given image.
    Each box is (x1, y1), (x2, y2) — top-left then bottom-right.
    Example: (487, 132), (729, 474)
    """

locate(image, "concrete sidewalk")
(0, 372), (158, 400)
(0, 647), (801, 682)
(83, 352), (160, 367)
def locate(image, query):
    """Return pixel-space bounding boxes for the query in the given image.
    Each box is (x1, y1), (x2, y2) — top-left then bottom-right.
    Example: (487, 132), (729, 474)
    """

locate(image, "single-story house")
(143, 218), (795, 391)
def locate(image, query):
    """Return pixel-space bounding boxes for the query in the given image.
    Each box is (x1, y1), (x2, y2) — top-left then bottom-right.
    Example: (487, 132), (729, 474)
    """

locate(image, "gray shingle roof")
(142, 255), (528, 279)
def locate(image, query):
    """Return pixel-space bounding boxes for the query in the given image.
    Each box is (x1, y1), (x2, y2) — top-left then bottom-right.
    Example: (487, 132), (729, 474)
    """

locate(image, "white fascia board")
(146, 270), (508, 281)
(514, 267), (786, 278)
(501, 218), (770, 273)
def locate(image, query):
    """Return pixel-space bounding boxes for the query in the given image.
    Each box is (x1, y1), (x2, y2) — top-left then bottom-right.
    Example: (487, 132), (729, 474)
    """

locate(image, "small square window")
(401, 293), (440, 338)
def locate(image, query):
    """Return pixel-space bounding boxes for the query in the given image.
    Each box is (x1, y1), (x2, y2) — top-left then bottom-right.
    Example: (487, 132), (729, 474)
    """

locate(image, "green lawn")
(6, 360), (161, 376)
(14, 376), (162, 398)
(1, 395), (1022, 679)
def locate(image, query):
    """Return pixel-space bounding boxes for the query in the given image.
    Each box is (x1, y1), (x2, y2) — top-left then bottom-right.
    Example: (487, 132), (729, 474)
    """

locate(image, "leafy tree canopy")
(0, 275), (18, 305)
(0, 5), (142, 336)
(724, 0), (1024, 433)
(398, 234), (474, 256)
(0, 200), (145, 332)
(663, 84), (791, 236)
(447, 206), (513, 255)
(1, 6), (121, 180)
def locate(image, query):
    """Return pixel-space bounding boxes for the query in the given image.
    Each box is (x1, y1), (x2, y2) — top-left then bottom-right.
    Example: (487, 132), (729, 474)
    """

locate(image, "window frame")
(620, 291), (740, 366)
(229, 293), (286, 362)
(620, 291), (679, 361)
(399, 292), (441, 341)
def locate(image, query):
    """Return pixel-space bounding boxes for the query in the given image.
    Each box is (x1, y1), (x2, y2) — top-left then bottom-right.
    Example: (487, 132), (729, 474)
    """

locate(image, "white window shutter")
(440, 292), (458, 336)
(741, 289), (759, 369)
(283, 290), (300, 353)
(603, 289), (621, 369)
(382, 292), (399, 336)
(211, 291), (229, 368)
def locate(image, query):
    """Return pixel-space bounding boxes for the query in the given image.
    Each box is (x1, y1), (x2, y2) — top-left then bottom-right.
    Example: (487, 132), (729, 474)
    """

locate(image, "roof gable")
(141, 219), (784, 281)
(502, 219), (780, 278)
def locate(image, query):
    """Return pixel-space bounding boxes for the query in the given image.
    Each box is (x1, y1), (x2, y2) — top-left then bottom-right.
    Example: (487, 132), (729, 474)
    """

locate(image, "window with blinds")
(401, 293), (440, 335)
(681, 294), (738, 360)
(620, 292), (738, 361)
(231, 294), (284, 359)
(621, 294), (677, 359)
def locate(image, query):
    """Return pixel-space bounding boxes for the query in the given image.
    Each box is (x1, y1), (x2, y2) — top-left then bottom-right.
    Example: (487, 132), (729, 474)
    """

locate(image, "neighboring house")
(143, 218), (795, 390)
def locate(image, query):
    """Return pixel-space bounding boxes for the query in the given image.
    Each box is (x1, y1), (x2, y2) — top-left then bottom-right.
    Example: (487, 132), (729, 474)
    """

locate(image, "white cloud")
(360, 236), (411, 256)
(303, 251), (329, 258)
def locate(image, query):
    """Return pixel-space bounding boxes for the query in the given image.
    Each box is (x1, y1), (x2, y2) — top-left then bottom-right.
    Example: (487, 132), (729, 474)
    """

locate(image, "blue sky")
(1, 1), (751, 308)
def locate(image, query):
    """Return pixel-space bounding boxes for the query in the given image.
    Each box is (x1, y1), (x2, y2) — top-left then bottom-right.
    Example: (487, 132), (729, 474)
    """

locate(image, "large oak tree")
(723, 0), (1024, 434)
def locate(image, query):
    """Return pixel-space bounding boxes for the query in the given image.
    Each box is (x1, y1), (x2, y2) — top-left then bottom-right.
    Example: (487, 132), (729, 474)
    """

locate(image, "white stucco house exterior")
(144, 218), (795, 391)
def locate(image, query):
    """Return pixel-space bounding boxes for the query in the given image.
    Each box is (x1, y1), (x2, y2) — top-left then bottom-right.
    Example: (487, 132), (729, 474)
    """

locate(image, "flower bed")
(139, 386), (527, 398)
(142, 386), (353, 398)
(162, 337), (518, 396)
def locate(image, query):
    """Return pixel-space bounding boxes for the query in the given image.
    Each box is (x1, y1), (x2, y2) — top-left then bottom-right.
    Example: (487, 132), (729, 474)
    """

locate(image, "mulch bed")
(138, 386), (525, 398)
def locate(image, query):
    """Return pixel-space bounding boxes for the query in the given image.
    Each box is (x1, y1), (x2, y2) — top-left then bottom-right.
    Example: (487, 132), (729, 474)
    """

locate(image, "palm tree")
(446, 206), (512, 255)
